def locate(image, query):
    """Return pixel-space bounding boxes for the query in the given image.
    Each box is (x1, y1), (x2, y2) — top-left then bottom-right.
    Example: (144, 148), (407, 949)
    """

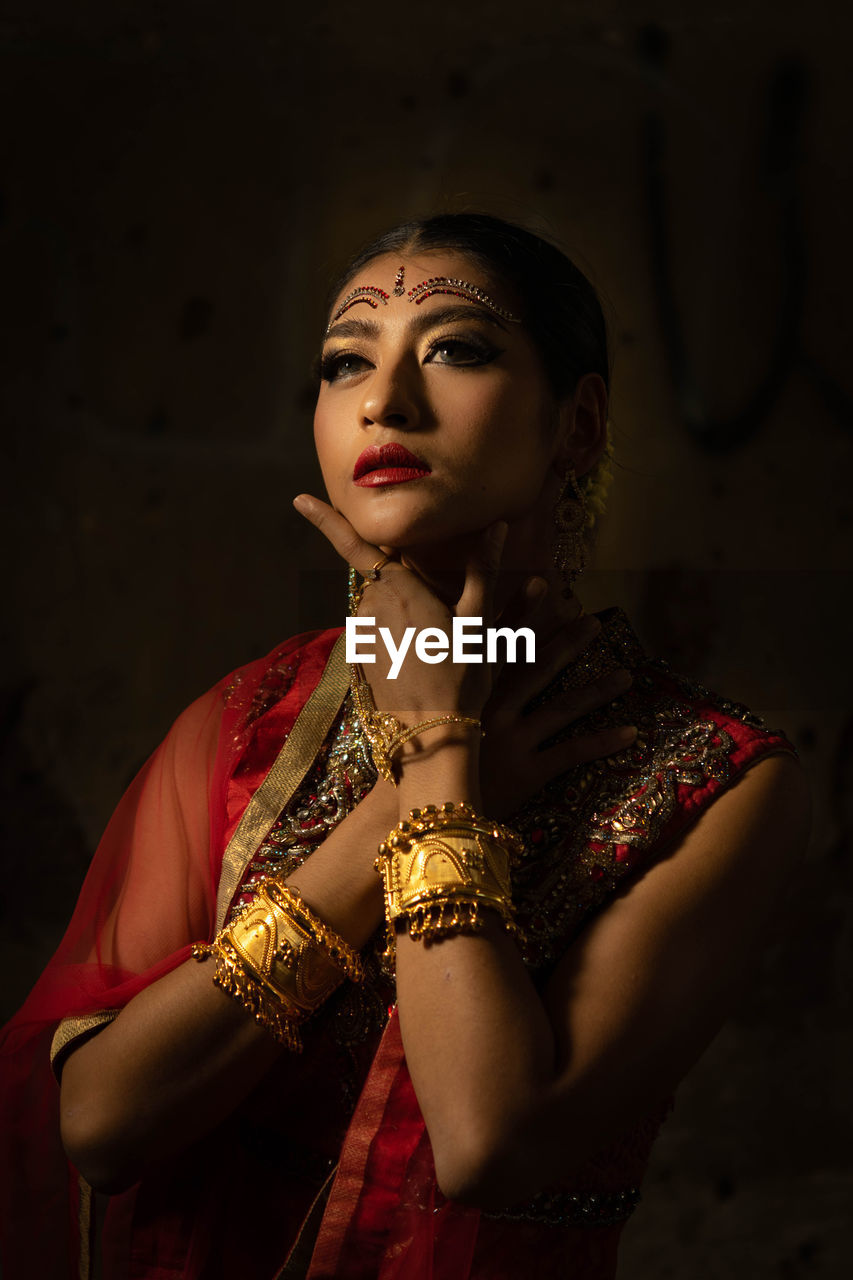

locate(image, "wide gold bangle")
(350, 666), (480, 785)
(374, 802), (525, 970)
(192, 880), (364, 1049)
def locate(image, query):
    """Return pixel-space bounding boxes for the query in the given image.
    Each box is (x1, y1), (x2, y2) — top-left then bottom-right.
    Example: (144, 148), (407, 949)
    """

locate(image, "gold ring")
(364, 554), (392, 582)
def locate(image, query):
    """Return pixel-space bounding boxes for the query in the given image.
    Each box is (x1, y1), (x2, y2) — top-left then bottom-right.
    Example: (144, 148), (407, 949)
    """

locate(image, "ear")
(554, 373), (609, 477)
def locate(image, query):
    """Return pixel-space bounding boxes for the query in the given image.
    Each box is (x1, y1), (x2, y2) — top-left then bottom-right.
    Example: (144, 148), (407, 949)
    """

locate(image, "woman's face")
(313, 250), (565, 563)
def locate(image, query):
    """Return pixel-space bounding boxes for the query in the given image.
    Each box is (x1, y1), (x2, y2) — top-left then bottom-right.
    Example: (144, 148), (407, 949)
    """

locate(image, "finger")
(496, 575), (548, 630)
(481, 574), (546, 689)
(532, 588), (588, 649)
(456, 521), (508, 620)
(497, 614), (603, 720)
(293, 494), (384, 576)
(536, 723), (639, 777)
(528, 669), (633, 741)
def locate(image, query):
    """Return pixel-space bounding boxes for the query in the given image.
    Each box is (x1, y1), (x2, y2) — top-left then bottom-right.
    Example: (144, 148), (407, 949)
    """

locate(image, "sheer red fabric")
(0, 628), (340, 1279)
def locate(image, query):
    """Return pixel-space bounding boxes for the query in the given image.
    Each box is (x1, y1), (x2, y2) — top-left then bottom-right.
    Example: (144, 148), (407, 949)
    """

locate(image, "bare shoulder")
(598, 749), (811, 948)
(676, 748), (811, 885)
(542, 748), (811, 1103)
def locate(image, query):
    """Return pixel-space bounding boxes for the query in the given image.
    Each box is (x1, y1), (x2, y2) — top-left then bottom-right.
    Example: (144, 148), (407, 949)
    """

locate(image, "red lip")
(353, 443), (431, 481)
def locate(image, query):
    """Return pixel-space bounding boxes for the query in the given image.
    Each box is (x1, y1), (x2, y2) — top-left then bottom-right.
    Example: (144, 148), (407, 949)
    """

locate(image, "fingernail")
(293, 495), (311, 514)
(527, 576), (548, 601)
(617, 725), (638, 742)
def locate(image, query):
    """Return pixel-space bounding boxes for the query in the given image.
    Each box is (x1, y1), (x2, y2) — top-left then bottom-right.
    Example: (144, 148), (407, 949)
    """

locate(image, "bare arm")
(288, 495), (811, 1209)
(59, 778), (399, 1193)
(393, 749), (810, 1207)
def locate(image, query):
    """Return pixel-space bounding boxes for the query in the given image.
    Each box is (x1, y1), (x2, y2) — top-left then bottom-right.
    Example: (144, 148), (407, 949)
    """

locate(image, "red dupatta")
(0, 627), (344, 1279)
(306, 1011), (481, 1280)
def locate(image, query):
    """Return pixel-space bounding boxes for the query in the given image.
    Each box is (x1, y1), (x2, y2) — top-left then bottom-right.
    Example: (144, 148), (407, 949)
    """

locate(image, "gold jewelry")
(347, 558), (394, 614)
(374, 802), (524, 969)
(388, 714), (482, 754)
(264, 881), (365, 981)
(192, 880), (364, 1049)
(365, 554), (392, 581)
(350, 666), (480, 784)
(553, 467), (590, 588)
(348, 565), (366, 615)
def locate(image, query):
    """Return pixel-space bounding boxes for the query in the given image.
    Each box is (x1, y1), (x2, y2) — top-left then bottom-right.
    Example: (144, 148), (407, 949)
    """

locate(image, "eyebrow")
(323, 302), (511, 344)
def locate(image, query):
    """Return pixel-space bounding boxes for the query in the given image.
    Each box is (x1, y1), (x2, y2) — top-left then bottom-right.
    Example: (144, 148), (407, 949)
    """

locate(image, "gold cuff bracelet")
(374, 802), (525, 969)
(192, 880), (364, 1050)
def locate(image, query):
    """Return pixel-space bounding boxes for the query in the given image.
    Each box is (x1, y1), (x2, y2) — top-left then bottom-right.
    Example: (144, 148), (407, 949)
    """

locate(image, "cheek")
(312, 408), (341, 481)
(448, 381), (521, 450)
(464, 387), (552, 475)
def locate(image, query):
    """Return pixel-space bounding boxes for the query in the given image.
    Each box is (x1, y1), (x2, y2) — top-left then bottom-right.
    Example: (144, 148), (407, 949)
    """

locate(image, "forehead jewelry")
(407, 277), (521, 324)
(393, 265), (405, 296)
(326, 285), (390, 334)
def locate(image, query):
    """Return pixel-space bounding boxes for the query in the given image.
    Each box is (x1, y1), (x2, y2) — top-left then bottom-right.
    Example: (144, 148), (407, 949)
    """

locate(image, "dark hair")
(325, 212), (610, 401)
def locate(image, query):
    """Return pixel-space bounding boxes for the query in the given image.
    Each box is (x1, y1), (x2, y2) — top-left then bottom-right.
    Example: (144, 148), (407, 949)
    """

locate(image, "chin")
(343, 500), (453, 552)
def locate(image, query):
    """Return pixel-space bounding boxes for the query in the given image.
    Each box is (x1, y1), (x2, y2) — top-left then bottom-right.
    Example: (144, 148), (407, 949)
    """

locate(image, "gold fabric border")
(215, 633), (351, 931)
(276, 1164), (339, 1278)
(50, 1011), (119, 1076)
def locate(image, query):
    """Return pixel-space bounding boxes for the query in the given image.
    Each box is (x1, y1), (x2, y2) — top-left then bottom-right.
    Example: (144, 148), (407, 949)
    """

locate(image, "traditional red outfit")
(0, 610), (796, 1278)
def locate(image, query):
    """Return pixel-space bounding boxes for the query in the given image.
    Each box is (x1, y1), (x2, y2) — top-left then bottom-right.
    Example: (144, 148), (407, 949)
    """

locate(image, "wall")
(1, 2), (850, 1274)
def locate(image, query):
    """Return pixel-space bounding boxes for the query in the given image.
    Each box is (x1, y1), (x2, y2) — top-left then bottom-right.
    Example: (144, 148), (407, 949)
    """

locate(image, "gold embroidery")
(276, 1164), (339, 1277)
(509, 612), (792, 968)
(226, 686), (379, 922)
(216, 634), (351, 930)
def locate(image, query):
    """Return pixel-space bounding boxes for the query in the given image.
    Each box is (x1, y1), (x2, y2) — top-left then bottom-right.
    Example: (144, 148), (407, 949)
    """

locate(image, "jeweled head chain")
(325, 265), (522, 333)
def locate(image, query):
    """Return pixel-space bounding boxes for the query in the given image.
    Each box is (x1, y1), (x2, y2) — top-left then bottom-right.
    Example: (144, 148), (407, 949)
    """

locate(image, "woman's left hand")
(480, 579), (637, 818)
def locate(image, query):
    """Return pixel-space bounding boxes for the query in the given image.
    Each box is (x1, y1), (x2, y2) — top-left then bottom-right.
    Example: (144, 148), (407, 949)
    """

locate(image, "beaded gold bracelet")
(192, 880), (364, 1050)
(374, 801), (525, 970)
(350, 665), (481, 785)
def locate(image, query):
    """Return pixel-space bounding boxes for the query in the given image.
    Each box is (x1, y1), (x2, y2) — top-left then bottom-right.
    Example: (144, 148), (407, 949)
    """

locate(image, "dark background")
(1, 2), (851, 1274)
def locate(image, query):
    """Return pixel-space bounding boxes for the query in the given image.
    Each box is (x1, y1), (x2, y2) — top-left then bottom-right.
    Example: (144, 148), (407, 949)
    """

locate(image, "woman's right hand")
(293, 493), (508, 722)
(480, 580), (638, 819)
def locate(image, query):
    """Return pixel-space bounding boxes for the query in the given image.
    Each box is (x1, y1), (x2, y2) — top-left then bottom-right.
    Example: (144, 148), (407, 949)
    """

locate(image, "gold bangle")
(263, 881), (365, 983)
(382, 802), (525, 861)
(350, 667), (481, 785)
(192, 878), (364, 1048)
(387, 714), (481, 757)
(192, 934), (307, 1051)
(374, 802), (525, 970)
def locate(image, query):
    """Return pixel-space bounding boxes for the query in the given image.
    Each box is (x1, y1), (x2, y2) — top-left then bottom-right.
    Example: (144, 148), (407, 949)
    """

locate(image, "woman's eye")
(319, 351), (370, 382)
(426, 337), (500, 367)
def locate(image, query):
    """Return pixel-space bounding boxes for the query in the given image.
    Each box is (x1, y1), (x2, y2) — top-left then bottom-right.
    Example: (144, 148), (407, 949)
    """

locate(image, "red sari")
(0, 611), (796, 1279)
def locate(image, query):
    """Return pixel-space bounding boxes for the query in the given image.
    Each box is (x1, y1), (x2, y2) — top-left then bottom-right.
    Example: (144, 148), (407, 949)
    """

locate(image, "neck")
(381, 512), (581, 624)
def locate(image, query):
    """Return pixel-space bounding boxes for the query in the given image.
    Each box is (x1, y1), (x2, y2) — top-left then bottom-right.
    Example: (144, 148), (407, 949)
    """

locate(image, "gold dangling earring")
(552, 467), (590, 589)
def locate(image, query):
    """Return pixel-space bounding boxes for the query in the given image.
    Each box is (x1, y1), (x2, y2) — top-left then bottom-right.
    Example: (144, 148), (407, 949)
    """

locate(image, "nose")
(359, 356), (422, 431)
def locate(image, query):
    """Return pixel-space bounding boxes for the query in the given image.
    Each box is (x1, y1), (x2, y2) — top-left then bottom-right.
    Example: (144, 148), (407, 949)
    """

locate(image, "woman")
(0, 214), (809, 1278)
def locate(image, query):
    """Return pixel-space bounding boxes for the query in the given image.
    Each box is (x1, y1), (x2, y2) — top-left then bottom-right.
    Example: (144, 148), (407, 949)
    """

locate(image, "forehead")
(329, 250), (509, 314)
(326, 250), (520, 335)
